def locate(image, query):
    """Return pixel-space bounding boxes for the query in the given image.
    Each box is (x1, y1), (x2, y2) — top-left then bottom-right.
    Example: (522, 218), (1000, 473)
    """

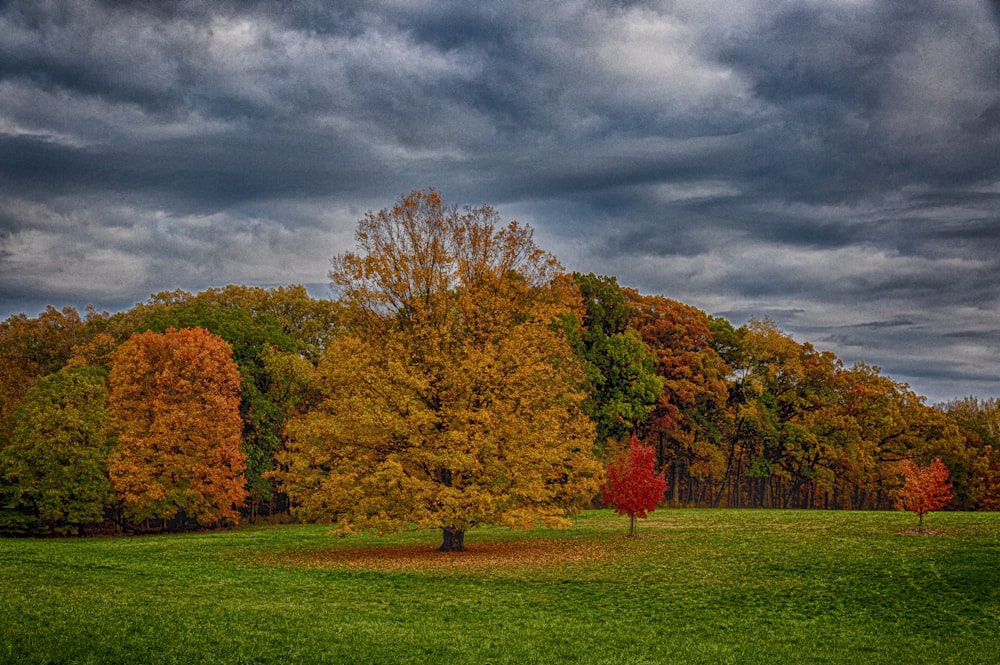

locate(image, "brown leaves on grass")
(899, 529), (949, 536)
(260, 537), (650, 574)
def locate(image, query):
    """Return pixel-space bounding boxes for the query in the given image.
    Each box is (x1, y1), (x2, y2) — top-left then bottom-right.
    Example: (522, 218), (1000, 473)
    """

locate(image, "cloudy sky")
(1, 0), (998, 403)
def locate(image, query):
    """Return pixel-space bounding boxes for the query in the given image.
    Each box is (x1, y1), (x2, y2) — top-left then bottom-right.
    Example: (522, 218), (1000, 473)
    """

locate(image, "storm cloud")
(1, 0), (998, 402)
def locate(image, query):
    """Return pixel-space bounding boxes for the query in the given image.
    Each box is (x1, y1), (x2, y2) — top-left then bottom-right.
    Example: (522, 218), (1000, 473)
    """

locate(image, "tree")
(89, 285), (340, 520)
(942, 397), (1000, 510)
(0, 307), (84, 448)
(572, 274), (662, 447)
(895, 457), (952, 532)
(601, 433), (668, 536)
(108, 327), (246, 528)
(628, 293), (728, 505)
(0, 367), (112, 535)
(132, 289), (304, 517)
(275, 189), (604, 551)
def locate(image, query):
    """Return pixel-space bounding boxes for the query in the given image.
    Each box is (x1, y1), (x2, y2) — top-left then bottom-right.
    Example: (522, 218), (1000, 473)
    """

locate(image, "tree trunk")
(713, 450), (734, 507)
(671, 459), (680, 505)
(629, 515), (636, 537)
(439, 527), (466, 552)
(918, 512), (924, 533)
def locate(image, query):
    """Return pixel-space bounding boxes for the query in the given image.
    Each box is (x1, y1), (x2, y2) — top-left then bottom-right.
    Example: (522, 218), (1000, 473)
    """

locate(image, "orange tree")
(894, 457), (952, 532)
(123, 286), (333, 518)
(108, 327), (246, 528)
(275, 189), (603, 551)
(628, 293), (728, 505)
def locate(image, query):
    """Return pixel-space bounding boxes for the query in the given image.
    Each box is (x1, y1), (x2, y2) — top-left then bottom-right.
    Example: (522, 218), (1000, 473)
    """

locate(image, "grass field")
(1, 509), (998, 664)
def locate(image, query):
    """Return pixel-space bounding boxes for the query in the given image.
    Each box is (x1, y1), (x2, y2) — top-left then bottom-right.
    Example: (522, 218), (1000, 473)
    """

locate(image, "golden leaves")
(258, 538), (614, 574)
(278, 189), (603, 537)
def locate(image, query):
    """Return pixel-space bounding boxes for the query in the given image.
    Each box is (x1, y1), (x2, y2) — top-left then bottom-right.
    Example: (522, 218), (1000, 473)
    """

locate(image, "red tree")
(895, 457), (952, 532)
(602, 434), (668, 536)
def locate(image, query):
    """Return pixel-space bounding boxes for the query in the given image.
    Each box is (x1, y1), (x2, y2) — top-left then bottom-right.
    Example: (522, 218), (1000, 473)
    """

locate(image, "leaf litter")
(256, 535), (666, 574)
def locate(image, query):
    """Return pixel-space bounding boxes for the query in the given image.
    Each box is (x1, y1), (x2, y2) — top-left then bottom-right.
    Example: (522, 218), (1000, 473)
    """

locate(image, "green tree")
(942, 397), (1000, 509)
(684, 318), (846, 509)
(571, 273), (662, 446)
(275, 189), (604, 551)
(0, 366), (112, 535)
(0, 307), (85, 448)
(116, 285), (338, 518)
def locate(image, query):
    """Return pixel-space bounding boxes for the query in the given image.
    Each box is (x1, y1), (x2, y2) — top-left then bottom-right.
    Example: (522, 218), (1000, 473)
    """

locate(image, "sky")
(1, 0), (998, 403)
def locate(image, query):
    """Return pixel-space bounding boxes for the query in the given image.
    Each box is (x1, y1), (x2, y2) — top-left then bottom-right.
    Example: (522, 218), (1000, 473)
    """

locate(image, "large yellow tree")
(276, 189), (603, 551)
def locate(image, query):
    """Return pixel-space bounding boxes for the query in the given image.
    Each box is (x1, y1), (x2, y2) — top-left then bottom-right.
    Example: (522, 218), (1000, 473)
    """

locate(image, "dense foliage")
(894, 457), (953, 531)
(0, 367), (111, 534)
(601, 434), (668, 535)
(572, 273), (662, 447)
(0, 190), (996, 536)
(108, 328), (246, 528)
(275, 190), (603, 551)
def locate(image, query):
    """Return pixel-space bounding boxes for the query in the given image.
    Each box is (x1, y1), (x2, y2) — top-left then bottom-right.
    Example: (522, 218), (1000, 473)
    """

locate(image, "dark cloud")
(1, 0), (998, 403)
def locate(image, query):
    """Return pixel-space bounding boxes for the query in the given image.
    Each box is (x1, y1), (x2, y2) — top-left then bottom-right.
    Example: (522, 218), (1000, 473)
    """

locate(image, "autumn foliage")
(602, 434), (668, 536)
(276, 189), (603, 551)
(108, 327), (246, 527)
(2, 190), (1000, 539)
(894, 457), (952, 531)
(0, 306), (84, 448)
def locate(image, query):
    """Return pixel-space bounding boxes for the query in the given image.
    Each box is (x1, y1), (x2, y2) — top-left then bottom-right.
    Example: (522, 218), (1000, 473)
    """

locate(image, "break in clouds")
(1, 0), (998, 402)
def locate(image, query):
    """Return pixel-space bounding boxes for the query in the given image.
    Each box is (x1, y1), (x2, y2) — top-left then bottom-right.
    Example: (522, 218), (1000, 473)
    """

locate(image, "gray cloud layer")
(2, 0), (998, 402)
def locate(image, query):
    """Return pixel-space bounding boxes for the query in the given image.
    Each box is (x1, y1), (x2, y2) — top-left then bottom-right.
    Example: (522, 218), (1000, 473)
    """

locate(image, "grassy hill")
(2, 509), (998, 664)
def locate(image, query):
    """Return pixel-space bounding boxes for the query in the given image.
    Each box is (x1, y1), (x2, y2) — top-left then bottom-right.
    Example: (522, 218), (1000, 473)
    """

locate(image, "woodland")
(1, 189), (998, 542)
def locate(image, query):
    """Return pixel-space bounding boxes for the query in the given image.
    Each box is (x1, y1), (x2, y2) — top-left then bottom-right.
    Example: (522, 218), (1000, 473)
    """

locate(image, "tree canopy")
(0, 190), (996, 539)
(572, 274), (662, 447)
(275, 189), (604, 550)
(108, 327), (247, 527)
(0, 366), (111, 535)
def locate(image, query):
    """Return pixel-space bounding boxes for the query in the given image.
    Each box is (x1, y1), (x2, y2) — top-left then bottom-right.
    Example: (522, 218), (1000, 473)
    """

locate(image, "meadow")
(1, 509), (998, 664)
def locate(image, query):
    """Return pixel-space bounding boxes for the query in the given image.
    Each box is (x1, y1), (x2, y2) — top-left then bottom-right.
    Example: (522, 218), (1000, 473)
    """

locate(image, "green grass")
(2, 509), (998, 664)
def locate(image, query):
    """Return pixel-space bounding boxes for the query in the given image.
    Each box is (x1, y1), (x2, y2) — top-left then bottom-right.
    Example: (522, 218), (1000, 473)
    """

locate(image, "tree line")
(1, 189), (997, 540)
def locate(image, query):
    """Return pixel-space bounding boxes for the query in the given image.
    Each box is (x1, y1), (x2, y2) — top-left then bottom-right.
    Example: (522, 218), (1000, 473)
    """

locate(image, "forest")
(2, 190), (998, 538)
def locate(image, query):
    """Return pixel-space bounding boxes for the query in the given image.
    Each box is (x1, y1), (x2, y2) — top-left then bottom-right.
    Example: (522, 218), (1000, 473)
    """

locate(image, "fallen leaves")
(899, 529), (949, 536)
(257, 536), (657, 574)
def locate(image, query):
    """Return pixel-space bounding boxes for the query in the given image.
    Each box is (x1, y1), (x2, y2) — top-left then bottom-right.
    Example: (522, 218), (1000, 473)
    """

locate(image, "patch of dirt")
(259, 537), (639, 573)
(899, 529), (949, 536)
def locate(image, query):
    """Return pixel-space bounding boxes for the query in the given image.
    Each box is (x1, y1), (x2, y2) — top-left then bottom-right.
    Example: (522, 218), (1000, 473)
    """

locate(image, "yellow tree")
(275, 189), (603, 551)
(108, 327), (246, 528)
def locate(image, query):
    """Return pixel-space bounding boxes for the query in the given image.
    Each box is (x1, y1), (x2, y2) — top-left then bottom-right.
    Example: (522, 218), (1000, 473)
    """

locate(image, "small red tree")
(601, 434), (668, 536)
(895, 457), (952, 532)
